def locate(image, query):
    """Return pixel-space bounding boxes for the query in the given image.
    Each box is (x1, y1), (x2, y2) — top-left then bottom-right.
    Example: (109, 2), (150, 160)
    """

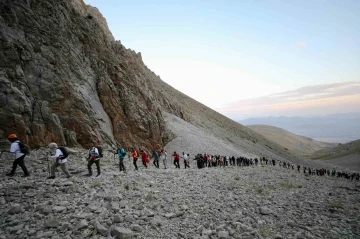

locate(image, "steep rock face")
(0, 0), (184, 149)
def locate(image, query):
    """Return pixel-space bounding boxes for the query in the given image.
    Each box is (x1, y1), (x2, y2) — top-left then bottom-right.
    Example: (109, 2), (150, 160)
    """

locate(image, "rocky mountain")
(0, 0), (186, 150)
(247, 125), (335, 157)
(0, 0), (307, 164)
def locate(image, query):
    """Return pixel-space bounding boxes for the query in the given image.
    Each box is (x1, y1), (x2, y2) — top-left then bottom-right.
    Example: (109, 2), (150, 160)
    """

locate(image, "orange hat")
(8, 134), (17, 139)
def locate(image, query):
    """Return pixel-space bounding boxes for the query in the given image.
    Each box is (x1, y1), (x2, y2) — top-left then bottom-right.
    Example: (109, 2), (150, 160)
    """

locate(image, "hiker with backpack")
(131, 148), (139, 170)
(87, 146), (101, 177)
(141, 149), (149, 168)
(182, 152), (190, 169)
(161, 149), (167, 169)
(152, 149), (160, 168)
(47, 142), (71, 179)
(1, 134), (30, 177)
(172, 151), (180, 169)
(115, 146), (127, 171)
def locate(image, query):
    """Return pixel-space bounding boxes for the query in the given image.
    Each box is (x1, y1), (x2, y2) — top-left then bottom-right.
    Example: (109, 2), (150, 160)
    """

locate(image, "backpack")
(18, 142), (30, 155)
(120, 148), (126, 156)
(58, 147), (69, 159)
(95, 147), (103, 158)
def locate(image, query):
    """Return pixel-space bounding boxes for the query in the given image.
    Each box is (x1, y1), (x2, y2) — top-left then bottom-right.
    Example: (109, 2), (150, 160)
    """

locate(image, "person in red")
(141, 150), (148, 168)
(172, 151), (180, 169)
(131, 148), (139, 170)
(203, 153), (208, 168)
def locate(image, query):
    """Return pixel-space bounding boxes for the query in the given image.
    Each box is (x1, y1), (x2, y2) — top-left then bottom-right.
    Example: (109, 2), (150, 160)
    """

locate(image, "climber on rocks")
(172, 151), (180, 169)
(115, 146), (127, 172)
(161, 149), (167, 169)
(2, 134), (30, 177)
(152, 149), (160, 168)
(47, 142), (71, 179)
(131, 148), (139, 170)
(141, 149), (149, 168)
(182, 152), (190, 169)
(87, 146), (101, 177)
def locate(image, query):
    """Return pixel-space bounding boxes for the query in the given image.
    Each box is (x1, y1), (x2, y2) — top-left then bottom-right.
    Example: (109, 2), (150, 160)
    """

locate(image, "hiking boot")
(6, 172), (14, 177)
(66, 175), (72, 178)
(96, 173), (100, 177)
(85, 174), (92, 177)
(47, 176), (55, 179)
(21, 174), (30, 177)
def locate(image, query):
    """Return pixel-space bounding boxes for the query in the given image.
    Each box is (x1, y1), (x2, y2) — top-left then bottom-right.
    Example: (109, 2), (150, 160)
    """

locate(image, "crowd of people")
(192, 153), (360, 181)
(1, 134), (359, 181)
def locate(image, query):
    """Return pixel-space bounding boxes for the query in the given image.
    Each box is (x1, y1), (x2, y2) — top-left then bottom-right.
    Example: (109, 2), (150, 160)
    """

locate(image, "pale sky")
(84, 0), (360, 112)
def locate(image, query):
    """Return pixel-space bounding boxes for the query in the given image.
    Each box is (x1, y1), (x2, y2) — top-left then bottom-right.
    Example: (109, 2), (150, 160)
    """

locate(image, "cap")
(8, 134), (17, 139)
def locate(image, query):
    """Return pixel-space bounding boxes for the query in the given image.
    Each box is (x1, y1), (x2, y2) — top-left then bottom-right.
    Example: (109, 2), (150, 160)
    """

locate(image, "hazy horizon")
(219, 81), (360, 120)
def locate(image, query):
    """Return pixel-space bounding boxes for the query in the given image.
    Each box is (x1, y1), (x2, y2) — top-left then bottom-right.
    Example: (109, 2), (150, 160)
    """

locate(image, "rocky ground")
(0, 150), (359, 239)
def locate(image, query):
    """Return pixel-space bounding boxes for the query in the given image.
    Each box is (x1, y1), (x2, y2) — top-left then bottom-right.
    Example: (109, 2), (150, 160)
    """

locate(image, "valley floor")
(0, 151), (359, 239)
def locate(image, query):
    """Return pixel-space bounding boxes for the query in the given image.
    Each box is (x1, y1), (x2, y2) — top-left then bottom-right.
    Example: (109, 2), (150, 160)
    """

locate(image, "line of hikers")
(0, 134), (185, 178)
(193, 153), (359, 181)
(276, 159), (360, 181)
(1, 134), (359, 181)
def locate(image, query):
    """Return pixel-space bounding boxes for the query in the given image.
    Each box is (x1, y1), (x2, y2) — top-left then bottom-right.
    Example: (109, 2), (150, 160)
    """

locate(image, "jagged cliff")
(0, 0), (187, 149)
(0, 0), (307, 162)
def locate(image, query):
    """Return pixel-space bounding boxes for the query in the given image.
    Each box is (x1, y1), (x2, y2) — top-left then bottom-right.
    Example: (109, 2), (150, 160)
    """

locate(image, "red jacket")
(172, 153), (179, 160)
(142, 151), (148, 161)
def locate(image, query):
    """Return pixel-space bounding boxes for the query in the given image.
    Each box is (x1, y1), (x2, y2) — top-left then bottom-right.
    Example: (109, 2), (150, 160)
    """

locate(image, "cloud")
(295, 41), (308, 48)
(218, 81), (360, 119)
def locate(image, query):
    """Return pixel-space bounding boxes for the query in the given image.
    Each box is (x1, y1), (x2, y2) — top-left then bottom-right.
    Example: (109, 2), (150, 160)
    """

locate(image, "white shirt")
(51, 148), (67, 164)
(90, 147), (99, 161)
(90, 147), (99, 155)
(183, 154), (189, 161)
(161, 151), (167, 160)
(10, 140), (24, 159)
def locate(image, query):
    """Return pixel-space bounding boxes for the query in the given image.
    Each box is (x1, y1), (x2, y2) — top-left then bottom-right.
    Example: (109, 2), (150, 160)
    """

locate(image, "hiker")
(207, 154), (212, 167)
(183, 152), (190, 169)
(152, 149), (160, 168)
(87, 146), (101, 177)
(141, 150), (149, 168)
(172, 151), (180, 169)
(2, 134), (30, 177)
(161, 149), (167, 169)
(203, 154), (208, 167)
(47, 142), (71, 179)
(115, 146), (127, 172)
(131, 148), (139, 170)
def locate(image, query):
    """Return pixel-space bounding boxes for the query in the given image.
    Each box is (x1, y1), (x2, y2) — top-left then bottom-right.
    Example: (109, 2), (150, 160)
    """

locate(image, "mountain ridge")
(247, 124), (336, 157)
(239, 113), (360, 143)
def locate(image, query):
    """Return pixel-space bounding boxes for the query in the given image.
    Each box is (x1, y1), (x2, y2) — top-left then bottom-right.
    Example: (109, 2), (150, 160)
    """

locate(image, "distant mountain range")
(239, 113), (360, 143)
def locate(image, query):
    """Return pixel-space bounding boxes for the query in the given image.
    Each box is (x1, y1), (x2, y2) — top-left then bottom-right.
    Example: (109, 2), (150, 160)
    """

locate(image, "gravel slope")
(0, 149), (358, 239)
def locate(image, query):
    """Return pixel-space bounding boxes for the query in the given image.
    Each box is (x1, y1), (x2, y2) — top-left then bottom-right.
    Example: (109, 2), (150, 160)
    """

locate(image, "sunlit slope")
(247, 125), (335, 157)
